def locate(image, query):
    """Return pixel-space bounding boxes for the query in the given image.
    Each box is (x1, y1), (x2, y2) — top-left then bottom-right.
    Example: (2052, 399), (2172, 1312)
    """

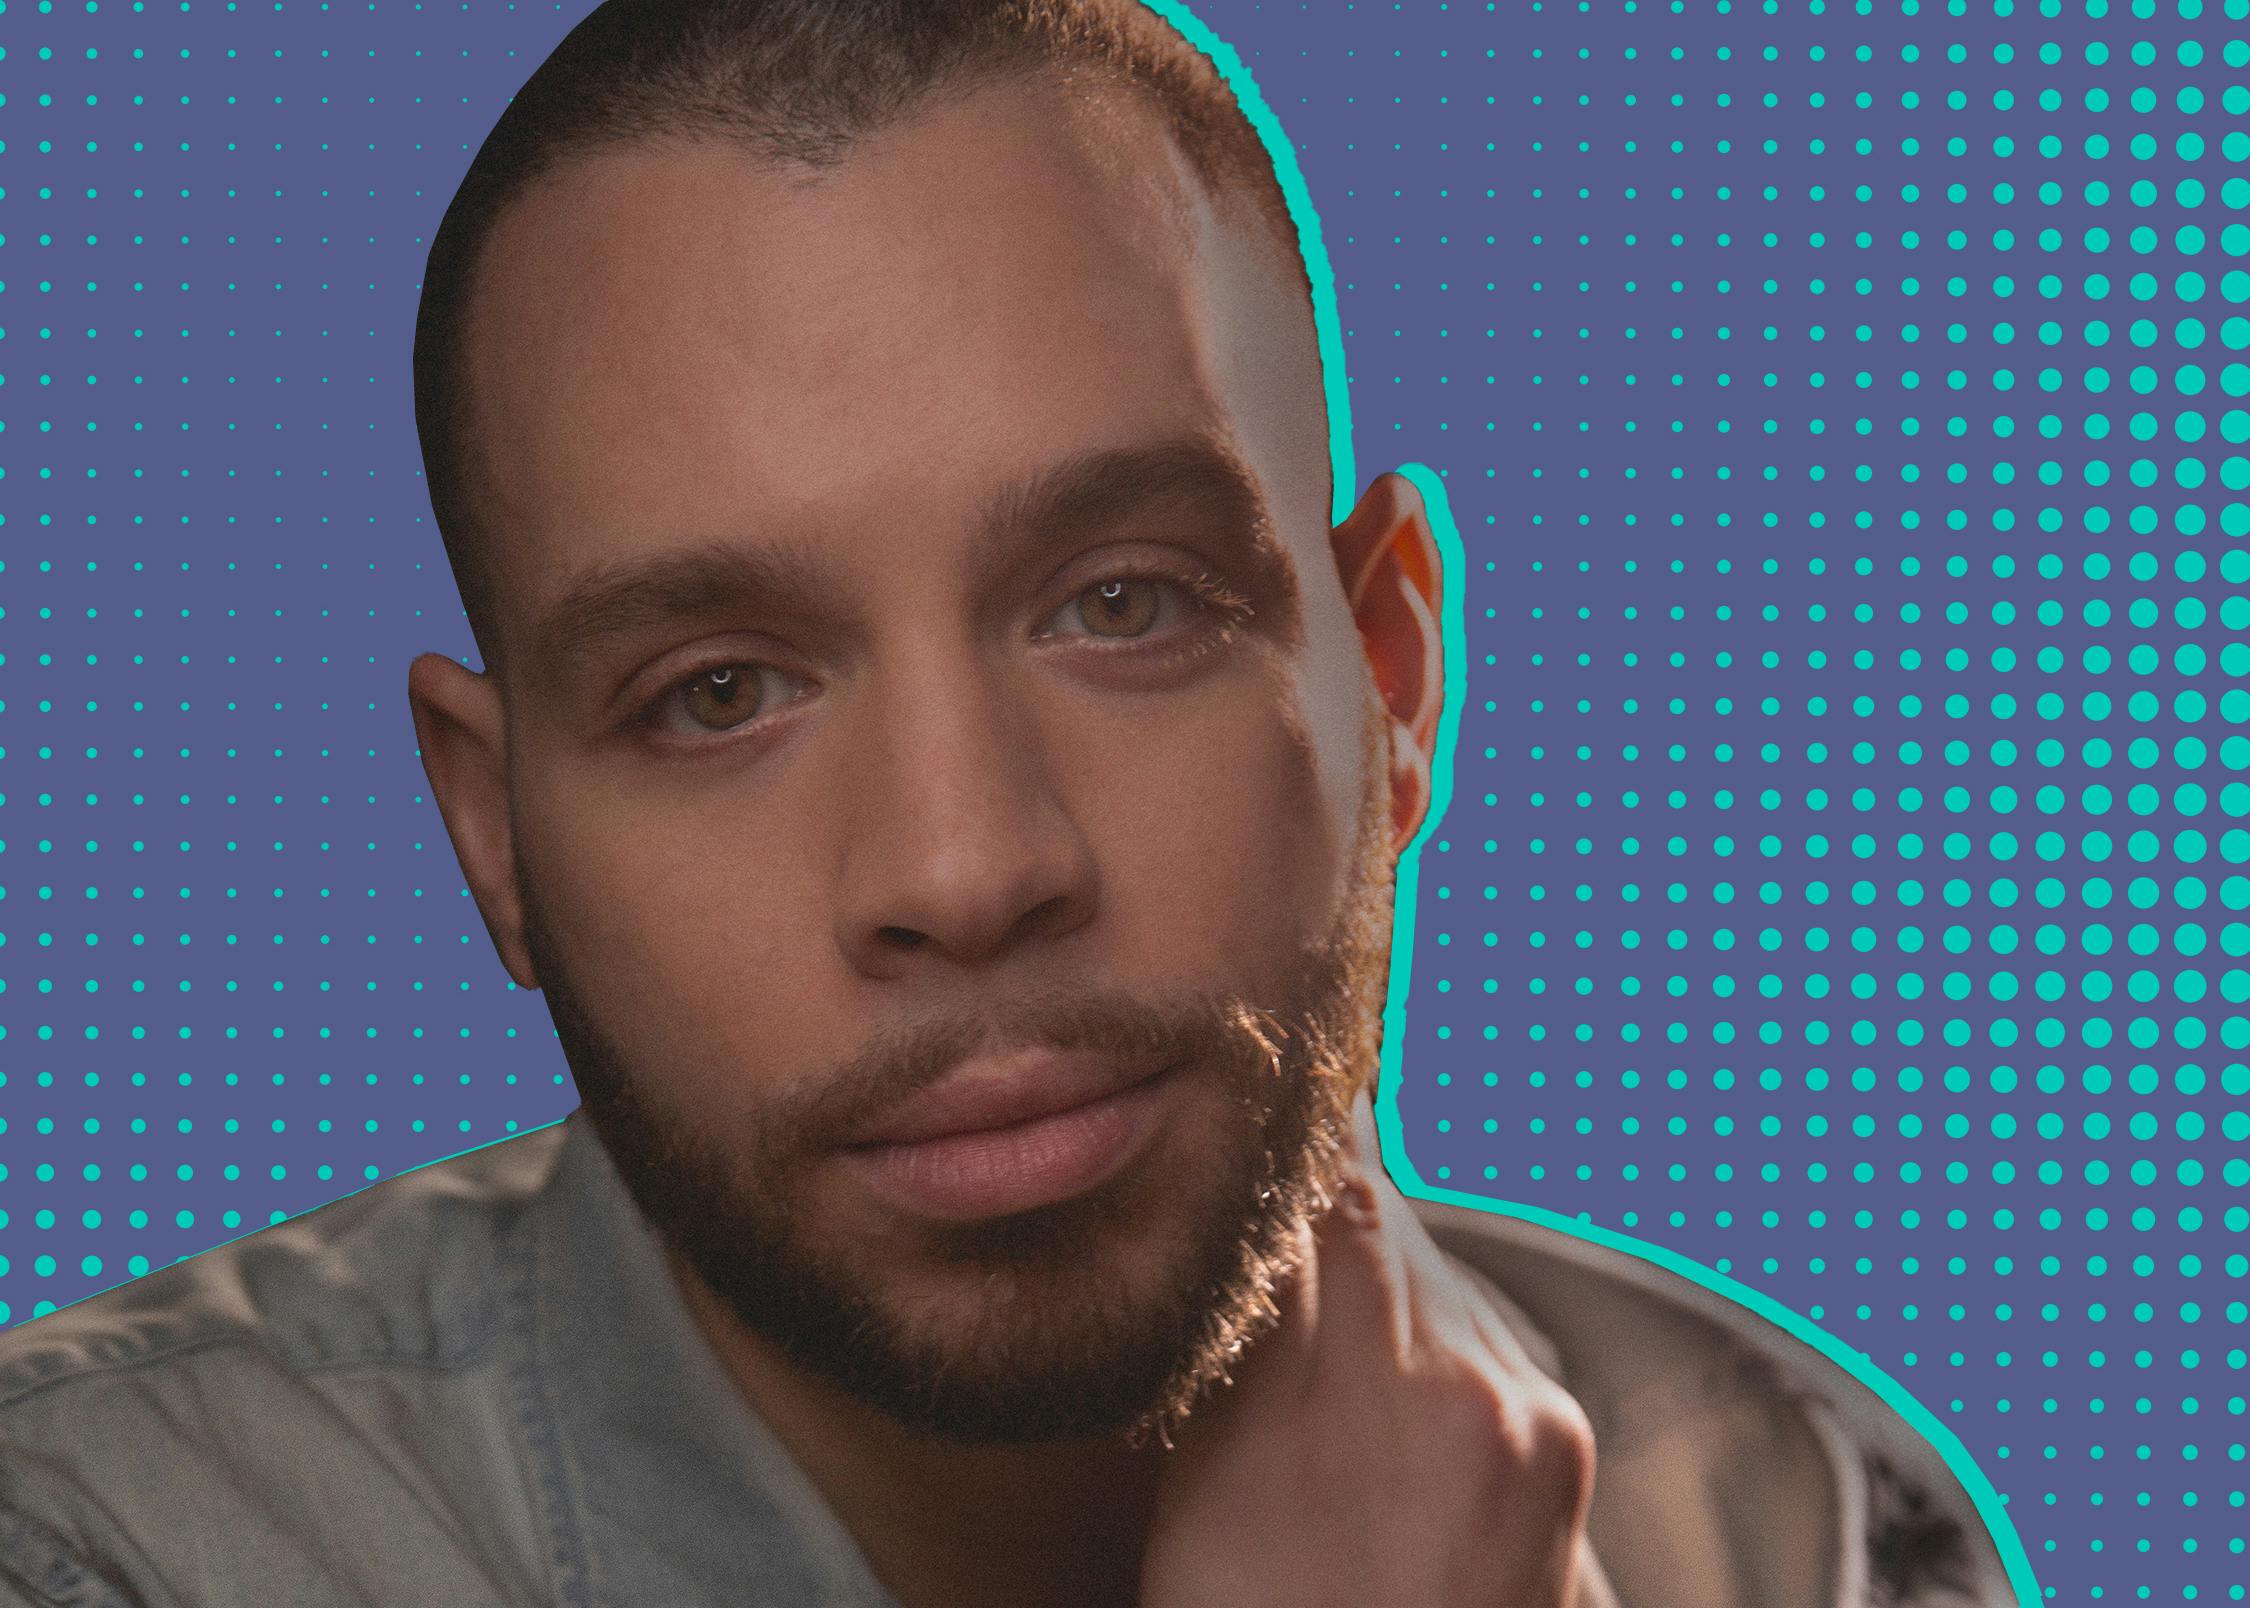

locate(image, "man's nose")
(831, 659), (1100, 979)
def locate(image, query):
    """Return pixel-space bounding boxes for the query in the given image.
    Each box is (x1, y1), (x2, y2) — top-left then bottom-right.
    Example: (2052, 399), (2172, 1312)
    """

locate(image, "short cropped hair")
(412, 0), (1307, 679)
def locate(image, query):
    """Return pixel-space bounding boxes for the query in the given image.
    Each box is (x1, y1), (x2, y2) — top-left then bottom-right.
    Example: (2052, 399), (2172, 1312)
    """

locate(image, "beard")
(521, 702), (1398, 1451)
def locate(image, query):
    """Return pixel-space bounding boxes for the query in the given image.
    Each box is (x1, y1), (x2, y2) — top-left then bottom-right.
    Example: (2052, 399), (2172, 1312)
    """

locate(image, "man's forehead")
(463, 76), (1213, 440)
(458, 76), (1329, 665)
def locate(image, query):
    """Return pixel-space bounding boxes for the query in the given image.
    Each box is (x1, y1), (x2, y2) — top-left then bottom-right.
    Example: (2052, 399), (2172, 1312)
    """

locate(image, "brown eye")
(676, 664), (769, 731)
(1074, 577), (1163, 638)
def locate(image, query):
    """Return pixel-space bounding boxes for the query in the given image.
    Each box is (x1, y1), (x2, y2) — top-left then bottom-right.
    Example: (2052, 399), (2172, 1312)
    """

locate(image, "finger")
(1572, 1536), (1625, 1608)
(1326, 1083), (1497, 1377)
(1335, 1080), (1454, 1244)
(1303, 1094), (1416, 1373)
(1421, 1250), (1551, 1382)
(1333, 1083), (1476, 1300)
(1327, 1090), (1552, 1382)
(1336, 1073), (1383, 1171)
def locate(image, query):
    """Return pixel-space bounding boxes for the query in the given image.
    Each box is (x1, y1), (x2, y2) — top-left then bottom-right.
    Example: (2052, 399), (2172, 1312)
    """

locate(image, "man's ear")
(1331, 471), (1444, 854)
(406, 652), (541, 991)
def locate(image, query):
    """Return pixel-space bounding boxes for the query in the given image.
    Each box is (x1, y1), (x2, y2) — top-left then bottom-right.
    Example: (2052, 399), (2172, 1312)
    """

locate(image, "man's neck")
(667, 1248), (1164, 1608)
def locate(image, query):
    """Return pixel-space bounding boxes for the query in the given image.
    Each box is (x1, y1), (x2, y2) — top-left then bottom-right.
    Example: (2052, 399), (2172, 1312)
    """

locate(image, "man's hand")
(1138, 1088), (1599, 1608)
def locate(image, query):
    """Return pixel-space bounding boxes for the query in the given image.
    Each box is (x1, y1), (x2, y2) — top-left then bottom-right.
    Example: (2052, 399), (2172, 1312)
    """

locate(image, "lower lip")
(838, 1066), (1175, 1223)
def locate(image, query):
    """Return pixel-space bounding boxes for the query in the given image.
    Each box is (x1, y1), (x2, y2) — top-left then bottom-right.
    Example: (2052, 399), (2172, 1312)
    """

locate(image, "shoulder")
(0, 1124), (566, 1407)
(1412, 1193), (2021, 1608)
(0, 1126), (571, 1608)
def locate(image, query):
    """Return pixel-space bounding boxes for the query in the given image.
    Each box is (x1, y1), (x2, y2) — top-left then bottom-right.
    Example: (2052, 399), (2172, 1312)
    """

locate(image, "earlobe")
(405, 652), (540, 991)
(1385, 712), (1433, 857)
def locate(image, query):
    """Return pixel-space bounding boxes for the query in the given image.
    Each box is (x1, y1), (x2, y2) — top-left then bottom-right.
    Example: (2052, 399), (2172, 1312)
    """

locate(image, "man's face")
(465, 78), (1400, 1446)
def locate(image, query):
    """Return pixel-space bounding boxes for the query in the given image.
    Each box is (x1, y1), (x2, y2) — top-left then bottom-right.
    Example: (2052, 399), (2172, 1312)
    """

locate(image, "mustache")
(786, 981), (1312, 1150)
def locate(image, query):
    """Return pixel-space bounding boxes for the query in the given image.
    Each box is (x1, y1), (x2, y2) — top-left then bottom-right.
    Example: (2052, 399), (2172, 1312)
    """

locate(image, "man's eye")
(1074, 577), (1168, 638)
(1044, 572), (1242, 642)
(642, 662), (800, 736)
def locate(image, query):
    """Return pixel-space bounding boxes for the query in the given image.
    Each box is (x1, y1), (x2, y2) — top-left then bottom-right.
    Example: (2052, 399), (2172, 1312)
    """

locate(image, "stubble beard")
(524, 713), (1398, 1451)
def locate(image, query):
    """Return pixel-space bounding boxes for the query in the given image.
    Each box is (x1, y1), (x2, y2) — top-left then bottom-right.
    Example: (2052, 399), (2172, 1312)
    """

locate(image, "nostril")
(877, 926), (927, 949)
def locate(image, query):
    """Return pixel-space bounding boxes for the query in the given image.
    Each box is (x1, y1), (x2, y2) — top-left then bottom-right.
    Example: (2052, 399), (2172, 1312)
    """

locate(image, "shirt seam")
(502, 1181), (598, 1608)
(0, 1332), (239, 1416)
(0, 1325), (504, 1421)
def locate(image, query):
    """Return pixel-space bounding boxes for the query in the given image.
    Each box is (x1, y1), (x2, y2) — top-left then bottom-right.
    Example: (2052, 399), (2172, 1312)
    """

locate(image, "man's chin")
(733, 1124), (1286, 1445)
(864, 1154), (1214, 1309)
(768, 1243), (1219, 1446)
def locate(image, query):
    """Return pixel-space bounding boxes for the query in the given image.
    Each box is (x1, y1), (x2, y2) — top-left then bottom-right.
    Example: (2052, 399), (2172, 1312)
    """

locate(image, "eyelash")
(633, 661), (811, 742)
(630, 562), (1255, 743)
(1045, 564), (1255, 655)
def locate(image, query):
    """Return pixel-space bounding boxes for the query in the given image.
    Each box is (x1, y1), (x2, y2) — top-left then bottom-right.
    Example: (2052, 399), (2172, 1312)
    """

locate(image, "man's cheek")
(1077, 734), (1333, 977)
(554, 852), (837, 1066)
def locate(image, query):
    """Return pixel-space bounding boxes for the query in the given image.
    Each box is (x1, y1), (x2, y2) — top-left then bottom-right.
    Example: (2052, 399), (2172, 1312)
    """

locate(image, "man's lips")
(841, 1047), (1176, 1148)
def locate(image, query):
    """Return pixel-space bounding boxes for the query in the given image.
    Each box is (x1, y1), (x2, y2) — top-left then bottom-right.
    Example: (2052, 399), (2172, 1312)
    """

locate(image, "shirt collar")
(511, 1108), (903, 1608)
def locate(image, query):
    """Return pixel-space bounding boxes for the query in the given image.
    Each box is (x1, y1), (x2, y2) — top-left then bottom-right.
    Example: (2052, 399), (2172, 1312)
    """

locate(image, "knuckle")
(1418, 1354), (1518, 1455)
(1436, 1363), (1596, 1506)
(1524, 1388), (1598, 1505)
(1319, 1165), (1387, 1236)
(1424, 1350), (1500, 1416)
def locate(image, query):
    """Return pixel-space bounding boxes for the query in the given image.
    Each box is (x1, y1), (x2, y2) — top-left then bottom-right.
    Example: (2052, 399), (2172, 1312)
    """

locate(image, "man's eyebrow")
(527, 531), (846, 686)
(974, 433), (1303, 640)
(525, 434), (1301, 683)
(977, 435), (1275, 562)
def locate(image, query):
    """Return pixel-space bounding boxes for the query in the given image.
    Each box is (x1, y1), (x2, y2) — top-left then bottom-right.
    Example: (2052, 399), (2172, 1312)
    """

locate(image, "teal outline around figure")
(1137, 0), (2045, 1598)
(144, 2), (2049, 1595)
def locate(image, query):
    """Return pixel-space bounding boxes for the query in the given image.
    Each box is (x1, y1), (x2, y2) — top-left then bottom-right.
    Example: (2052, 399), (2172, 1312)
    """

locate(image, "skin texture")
(405, 75), (1527, 1608)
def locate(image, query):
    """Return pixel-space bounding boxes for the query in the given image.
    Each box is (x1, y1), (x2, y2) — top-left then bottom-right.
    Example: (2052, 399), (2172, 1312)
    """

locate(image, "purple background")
(6, 0), (2245, 1597)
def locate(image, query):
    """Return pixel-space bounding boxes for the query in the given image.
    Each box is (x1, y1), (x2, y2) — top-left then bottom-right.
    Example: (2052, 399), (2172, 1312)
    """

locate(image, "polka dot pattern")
(4, 0), (2238, 1599)
(1294, 0), (2240, 1598)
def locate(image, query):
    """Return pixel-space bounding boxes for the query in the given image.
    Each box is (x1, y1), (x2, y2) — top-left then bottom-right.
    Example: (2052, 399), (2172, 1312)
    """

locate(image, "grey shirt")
(0, 1109), (2019, 1608)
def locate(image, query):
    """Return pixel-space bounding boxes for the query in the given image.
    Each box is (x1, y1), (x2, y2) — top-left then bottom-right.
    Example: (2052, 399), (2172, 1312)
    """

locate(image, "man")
(0, 1), (2022, 1604)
